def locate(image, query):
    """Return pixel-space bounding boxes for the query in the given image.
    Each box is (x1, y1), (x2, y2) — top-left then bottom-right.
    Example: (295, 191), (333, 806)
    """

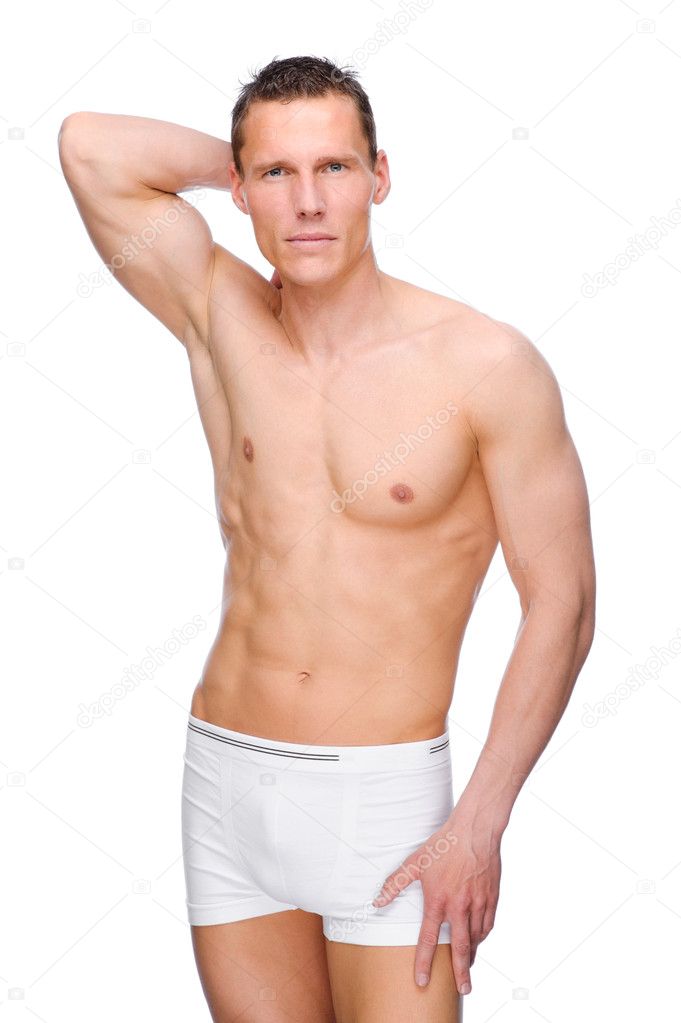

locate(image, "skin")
(59, 95), (596, 1022)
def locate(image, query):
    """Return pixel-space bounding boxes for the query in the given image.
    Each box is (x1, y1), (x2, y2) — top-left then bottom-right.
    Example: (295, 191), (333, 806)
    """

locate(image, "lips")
(287, 234), (336, 241)
(287, 235), (336, 249)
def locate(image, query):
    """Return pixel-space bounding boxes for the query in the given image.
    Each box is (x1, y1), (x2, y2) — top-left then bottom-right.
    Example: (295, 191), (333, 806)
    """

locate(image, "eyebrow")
(252, 154), (359, 173)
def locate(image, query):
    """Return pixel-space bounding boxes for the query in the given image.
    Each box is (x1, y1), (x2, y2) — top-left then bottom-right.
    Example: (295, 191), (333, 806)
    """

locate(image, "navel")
(243, 435), (254, 462)
(390, 482), (414, 503)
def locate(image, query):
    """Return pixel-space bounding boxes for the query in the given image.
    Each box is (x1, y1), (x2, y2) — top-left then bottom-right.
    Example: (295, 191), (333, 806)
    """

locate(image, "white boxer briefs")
(181, 712), (454, 946)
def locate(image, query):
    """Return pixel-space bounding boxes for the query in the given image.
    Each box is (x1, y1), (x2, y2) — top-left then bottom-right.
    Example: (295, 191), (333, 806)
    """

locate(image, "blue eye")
(264, 162), (345, 178)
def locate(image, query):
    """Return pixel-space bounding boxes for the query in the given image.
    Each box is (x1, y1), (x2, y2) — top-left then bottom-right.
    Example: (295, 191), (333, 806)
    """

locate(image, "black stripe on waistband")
(189, 721), (449, 760)
(188, 721), (341, 760)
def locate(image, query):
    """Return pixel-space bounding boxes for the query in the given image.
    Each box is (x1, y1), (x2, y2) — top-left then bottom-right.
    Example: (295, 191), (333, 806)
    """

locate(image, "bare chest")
(196, 317), (492, 540)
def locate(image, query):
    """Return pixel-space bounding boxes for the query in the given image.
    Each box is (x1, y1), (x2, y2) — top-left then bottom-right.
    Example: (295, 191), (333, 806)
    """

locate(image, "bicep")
(60, 139), (215, 346)
(470, 327), (595, 616)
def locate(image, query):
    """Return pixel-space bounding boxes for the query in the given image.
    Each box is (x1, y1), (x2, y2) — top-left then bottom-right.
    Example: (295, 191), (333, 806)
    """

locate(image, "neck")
(275, 248), (397, 362)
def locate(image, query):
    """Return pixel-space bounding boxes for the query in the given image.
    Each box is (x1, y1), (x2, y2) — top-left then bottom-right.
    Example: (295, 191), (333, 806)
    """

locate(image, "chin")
(284, 265), (338, 286)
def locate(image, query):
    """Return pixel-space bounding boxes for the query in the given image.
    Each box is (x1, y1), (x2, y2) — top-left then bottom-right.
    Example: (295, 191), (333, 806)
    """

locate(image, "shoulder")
(407, 295), (565, 447)
(388, 276), (524, 364)
(456, 313), (558, 381)
(455, 316), (565, 448)
(389, 275), (556, 376)
(388, 275), (475, 333)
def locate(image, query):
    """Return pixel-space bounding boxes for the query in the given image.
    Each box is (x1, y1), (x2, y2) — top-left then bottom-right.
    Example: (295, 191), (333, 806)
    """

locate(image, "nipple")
(390, 482), (414, 503)
(243, 436), (254, 462)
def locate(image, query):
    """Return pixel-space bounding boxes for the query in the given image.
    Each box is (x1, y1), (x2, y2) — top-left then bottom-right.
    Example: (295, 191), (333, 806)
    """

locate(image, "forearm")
(453, 604), (595, 838)
(58, 112), (232, 194)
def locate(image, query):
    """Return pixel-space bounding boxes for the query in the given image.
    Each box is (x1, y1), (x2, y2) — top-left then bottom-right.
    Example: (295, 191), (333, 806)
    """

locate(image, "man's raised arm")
(57, 113), (231, 348)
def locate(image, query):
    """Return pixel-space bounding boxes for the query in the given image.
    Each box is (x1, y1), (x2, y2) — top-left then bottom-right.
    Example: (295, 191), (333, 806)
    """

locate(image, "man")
(58, 54), (596, 1023)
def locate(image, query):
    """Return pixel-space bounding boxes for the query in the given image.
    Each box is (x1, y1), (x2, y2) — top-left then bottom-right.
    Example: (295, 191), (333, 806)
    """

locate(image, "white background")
(2, 0), (680, 1019)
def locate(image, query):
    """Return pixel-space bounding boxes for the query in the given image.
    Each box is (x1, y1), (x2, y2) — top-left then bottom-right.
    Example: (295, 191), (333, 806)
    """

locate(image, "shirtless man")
(58, 55), (596, 1023)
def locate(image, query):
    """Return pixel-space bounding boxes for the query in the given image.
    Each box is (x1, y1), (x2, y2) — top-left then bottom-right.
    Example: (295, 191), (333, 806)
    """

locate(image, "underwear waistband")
(186, 712), (450, 773)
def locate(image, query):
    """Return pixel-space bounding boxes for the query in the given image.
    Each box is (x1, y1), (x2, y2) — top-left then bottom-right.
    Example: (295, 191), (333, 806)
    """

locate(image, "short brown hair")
(230, 55), (378, 178)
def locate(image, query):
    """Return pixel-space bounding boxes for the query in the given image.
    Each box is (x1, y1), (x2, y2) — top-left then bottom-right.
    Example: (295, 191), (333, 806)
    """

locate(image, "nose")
(293, 171), (326, 218)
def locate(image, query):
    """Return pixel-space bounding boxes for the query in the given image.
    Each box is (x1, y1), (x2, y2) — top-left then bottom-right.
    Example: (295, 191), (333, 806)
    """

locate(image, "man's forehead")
(244, 94), (360, 144)
(249, 93), (354, 122)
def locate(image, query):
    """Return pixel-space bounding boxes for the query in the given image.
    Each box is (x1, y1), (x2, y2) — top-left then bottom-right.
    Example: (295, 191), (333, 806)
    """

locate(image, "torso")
(187, 254), (500, 744)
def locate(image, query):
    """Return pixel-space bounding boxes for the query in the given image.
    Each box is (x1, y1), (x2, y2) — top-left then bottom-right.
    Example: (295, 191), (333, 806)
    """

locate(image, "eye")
(263, 163), (346, 178)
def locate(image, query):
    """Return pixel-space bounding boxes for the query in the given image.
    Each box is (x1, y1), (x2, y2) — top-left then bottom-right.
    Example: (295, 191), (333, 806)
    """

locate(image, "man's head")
(229, 55), (390, 287)
(231, 55), (378, 178)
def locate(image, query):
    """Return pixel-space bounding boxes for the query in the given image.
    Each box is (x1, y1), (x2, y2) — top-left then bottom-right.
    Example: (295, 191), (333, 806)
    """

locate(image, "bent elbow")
(58, 112), (96, 168)
(577, 594), (596, 661)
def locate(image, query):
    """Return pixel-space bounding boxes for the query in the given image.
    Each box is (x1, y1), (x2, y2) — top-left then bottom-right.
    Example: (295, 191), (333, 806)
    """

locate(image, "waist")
(186, 712), (451, 774)
(191, 671), (451, 745)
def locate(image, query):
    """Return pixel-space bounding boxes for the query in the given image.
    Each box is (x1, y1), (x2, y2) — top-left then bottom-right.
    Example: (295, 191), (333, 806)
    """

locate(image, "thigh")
(325, 941), (461, 1023)
(191, 909), (336, 1023)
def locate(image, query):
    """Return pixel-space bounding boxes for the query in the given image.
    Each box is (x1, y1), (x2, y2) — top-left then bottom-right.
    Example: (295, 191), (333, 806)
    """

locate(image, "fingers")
(462, 899), (496, 975)
(414, 905), (483, 993)
(468, 904), (485, 969)
(450, 912), (472, 996)
(372, 859), (419, 908)
(482, 898), (497, 937)
(414, 901), (446, 987)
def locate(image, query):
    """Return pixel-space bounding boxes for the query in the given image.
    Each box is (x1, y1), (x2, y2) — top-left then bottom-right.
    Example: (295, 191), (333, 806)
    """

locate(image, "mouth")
(287, 235), (336, 248)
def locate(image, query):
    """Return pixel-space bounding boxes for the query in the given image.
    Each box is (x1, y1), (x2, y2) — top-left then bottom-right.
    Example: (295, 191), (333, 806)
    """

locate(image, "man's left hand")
(371, 814), (502, 996)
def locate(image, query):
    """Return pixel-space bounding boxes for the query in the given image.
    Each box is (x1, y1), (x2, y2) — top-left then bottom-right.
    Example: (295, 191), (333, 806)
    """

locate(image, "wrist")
(451, 744), (527, 838)
(450, 795), (510, 842)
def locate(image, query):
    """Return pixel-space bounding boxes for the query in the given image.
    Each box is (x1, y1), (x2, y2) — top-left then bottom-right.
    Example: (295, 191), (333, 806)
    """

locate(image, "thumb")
(372, 857), (421, 908)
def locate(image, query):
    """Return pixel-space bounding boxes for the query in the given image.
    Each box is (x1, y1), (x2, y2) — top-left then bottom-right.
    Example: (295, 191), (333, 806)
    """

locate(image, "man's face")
(230, 93), (390, 286)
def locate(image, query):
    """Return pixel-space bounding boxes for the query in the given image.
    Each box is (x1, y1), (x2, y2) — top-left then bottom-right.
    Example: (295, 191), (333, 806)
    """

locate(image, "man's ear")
(372, 149), (391, 206)
(228, 161), (250, 215)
